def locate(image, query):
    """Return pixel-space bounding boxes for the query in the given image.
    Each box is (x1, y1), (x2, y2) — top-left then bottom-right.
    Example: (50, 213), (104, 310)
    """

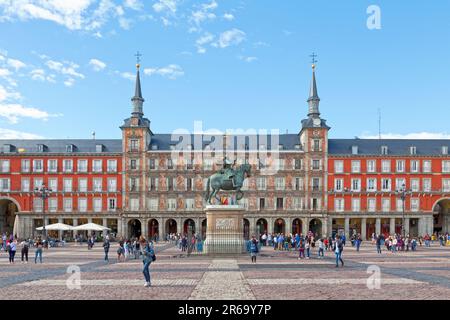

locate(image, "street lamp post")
(396, 183), (411, 238)
(34, 184), (52, 243)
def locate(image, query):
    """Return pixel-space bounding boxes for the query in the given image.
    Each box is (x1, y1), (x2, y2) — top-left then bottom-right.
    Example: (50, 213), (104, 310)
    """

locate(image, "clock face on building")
(313, 118), (321, 127)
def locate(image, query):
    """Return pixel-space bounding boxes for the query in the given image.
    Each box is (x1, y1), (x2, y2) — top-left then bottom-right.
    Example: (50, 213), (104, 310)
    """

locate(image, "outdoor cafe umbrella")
(72, 223), (110, 231)
(35, 223), (74, 231)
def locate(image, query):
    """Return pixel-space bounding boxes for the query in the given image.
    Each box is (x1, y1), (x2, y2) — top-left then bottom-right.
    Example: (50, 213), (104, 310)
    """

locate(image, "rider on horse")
(220, 157), (236, 187)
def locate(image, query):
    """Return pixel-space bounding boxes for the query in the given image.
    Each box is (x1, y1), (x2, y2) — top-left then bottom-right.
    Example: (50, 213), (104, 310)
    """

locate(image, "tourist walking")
(141, 238), (155, 287)
(249, 236), (259, 263)
(355, 235), (362, 252)
(20, 239), (29, 263)
(8, 238), (17, 264)
(117, 239), (125, 262)
(305, 239), (311, 259)
(103, 238), (110, 262)
(318, 238), (324, 258)
(333, 235), (344, 267)
(34, 238), (43, 263)
(298, 239), (305, 259)
(376, 234), (383, 254)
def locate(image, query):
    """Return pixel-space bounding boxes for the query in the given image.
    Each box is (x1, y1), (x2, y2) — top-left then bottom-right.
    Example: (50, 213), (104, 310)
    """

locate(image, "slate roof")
(328, 139), (450, 156)
(0, 139), (122, 154)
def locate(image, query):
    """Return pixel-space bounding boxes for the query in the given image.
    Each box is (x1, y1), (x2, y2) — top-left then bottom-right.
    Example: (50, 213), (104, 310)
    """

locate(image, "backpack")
(250, 242), (257, 252)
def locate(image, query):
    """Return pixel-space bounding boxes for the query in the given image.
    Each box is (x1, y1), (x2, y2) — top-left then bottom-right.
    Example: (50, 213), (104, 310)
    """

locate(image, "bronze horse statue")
(205, 163), (252, 205)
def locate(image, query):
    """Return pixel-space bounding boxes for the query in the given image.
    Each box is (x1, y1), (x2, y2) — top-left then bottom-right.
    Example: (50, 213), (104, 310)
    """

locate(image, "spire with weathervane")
(307, 52), (320, 118)
(131, 51), (144, 118)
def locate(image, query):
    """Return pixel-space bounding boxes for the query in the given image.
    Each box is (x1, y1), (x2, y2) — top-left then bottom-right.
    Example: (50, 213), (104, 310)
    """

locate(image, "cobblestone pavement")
(0, 242), (449, 300)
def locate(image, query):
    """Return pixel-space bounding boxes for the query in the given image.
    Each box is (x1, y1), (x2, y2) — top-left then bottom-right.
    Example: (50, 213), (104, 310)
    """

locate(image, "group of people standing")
(1, 233), (44, 264)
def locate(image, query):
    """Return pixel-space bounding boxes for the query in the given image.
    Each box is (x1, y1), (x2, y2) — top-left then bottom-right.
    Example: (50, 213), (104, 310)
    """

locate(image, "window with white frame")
(63, 198), (72, 212)
(130, 159), (138, 170)
(442, 146), (449, 155)
(312, 178), (321, 191)
(93, 178), (102, 192)
(294, 159), (302, 170)
(0, 160), (10, 173)
(275, 177), (285, 190)
(63, 178), (72, 192)
(423, 160), (431, 173)
(382, 198), (391, 212)
(167, 199), (176, 210)
(78, 198), (87, 212)
(0, 178), (10, 192)
(368, 198), (376, 212)
(334, 160), (344, 173)
(185, 198), (195, 211)
(381, 178), (391, 191)
(351, 178), (361, 192)
(63, 159), (73, 172)
(257, 177), (266, 190)
(21, 159), (30, 172)
(410, 160), (420, 173)
(381, 160), (391, 173)
(411, 179), (420, 192)
(33, 177), (43, 190)
(130, 139), (139, 152)
(108, 198), (116, 211)
(334, 178), (343, 192)
(396, 199), (404, 212)
(93, 159), (102, 172)
(48, 178), (57, 192)
(293, 197), (303, 210)
(33, 198), (43, 212)
(77, 159), (88, 172)
(396, 160), (405, 173)
(47, 159), (57, 172)
(411, 198), (419, 212)
(33, 159), (43, 172)
(352, 198), (360, 212)
(130, 178), (139, 191)
(107, 178), (116, 192)
(78, 178), (87, 192)
(21, 178), (30, 192)
(367, 160), (376, 173)
(312, 159), (321, 170)
(335, 198), (344, 212)
(443, 179), (450, 192)
(93, 198), (102, 212)
(442, 160), (450, 173)
(395, 178), (406, 191)
(367, 178), (377, 192)
(148, 198), (158, 211)
(130, 198), (139, 211)
(48, 198), (57, 212)
(352, 145), (359, 155)
(351, 160), (361, 173)
(148, 177), (158, 191)
(423, 178), (431, 192)
(294, 177), (303, 191)
(381, 145), (388, 155)
(410, 146), (417, 155)
(107, 159), (117, 172)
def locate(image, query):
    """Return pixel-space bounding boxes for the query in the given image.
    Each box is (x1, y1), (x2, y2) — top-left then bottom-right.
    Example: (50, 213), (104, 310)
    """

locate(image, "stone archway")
(309, 219), (322, 238)
(243, 218), (250, 240)
(0, 198), (20, 236)
(274, 218), (285, 234)
(128, 219), (141, 239)
(292, 218), (302, 235)
(165, 219), (177, 235)
(432, 198), (450, 234)
(184, 219), (195, 236)
(256, 218), (267, 235)
(148, 219), (159, 240)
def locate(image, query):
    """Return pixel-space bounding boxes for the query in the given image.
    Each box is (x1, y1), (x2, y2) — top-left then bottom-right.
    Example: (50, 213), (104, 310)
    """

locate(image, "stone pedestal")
(204, 205), (246, 255)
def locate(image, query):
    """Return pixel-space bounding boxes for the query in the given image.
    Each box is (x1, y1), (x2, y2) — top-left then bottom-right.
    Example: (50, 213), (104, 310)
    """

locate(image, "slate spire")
(307, 63), (320, 118)
(131, 62), (144, 117)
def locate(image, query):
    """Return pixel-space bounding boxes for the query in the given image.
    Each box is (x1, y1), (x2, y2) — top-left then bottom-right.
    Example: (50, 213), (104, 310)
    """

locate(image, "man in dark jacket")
(103, 239), (110, 262)
(333, 235), (344, 267)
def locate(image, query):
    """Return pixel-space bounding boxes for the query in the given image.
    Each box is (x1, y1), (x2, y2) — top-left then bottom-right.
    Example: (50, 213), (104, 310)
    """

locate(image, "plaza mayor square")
(0, 1), (449, 304)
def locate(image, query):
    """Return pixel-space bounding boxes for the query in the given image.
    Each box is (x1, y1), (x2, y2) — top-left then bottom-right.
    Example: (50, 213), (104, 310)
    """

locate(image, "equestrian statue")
(205, 157), (252, 205)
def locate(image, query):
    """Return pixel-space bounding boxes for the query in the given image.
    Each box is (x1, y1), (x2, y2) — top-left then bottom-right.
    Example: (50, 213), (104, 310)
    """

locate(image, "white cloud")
(0, 68), (11, 77)
(0, 103), (61, 124)
(143, 64), (184, 80)
(118, 16), (132, 29)
(30, 69), (55, 83)
(161, 16), (171, 26)
(123, 0), (143, 11)
(44, 58), (85, 81)
(0, 84), (21, 101)
(223, 13), (234, 21)
(63, 78), (75, 87)
(239, 56), (257, 63)
(360, 132), (450, 139)
(121, 72), (135, 81)
(153, 0), (178, 13)
(189, 1), (218, 28)
(89, 58), (106, 71)
(196, 32), (214, 53)
(0, 128), (44, 139)
(92, 31), (102, 38)
(213, 28), (246, 48)
(7, 58), (26, 70)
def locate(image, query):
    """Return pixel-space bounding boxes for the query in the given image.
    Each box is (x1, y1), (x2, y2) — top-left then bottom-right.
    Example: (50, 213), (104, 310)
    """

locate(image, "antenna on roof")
(92, 131), (96, 140)
(378, 108), (381, 140)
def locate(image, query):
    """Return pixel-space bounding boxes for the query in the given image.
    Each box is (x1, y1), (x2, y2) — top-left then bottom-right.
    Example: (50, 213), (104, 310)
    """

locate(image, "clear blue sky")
(0, 0), (449, 139)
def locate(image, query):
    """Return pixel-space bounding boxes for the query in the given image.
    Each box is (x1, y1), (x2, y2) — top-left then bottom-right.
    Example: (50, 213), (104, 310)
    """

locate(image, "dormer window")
(170, 145), (176, 150)
(2, 144), (13, 153)
(381, 145), (388, 155)
(442, 146), (448, 155)
(352, 145), (359, 155)
(96, 144), (104, 153)
(410, 146), (417, 155)
(278, 144), (284, 150)
(37, 144), (46, 152)
(66, 144), (75, 153)
(151, 144), (158, 150)
(259, 144), (266, 150)
(295, 144), (301, 150)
